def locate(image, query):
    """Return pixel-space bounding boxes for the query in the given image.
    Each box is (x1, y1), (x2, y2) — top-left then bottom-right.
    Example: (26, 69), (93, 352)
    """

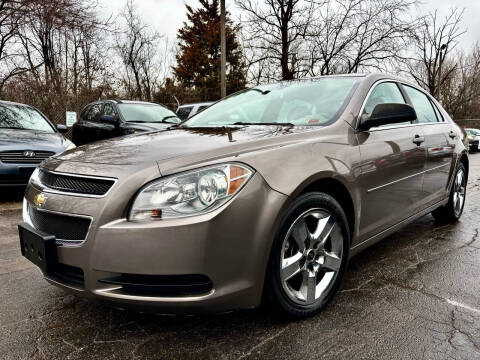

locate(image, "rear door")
(357, 81), (427, 242)
(402, 85), (455, 208)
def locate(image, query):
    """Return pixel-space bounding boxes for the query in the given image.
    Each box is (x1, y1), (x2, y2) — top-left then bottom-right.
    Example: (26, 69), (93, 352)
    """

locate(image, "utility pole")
(220, 0), (226, 98)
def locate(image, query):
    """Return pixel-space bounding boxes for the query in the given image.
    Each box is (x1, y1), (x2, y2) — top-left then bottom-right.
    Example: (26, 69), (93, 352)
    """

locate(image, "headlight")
(66, 142), (76, 150)
(129, 163), (254, 221)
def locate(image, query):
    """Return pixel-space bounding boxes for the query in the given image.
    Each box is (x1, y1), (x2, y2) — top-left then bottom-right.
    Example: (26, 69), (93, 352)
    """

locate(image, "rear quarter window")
(177, 106), (193, 120)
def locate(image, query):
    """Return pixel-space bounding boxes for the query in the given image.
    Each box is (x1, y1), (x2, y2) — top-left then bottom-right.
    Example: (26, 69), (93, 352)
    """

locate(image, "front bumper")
(23, 172), (287, 313)
(0, 163), (36, 186)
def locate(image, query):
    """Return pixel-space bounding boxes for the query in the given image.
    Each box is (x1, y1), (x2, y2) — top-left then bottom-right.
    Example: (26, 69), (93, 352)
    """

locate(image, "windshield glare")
(0, 104), (54, 132)
(118, 104), (180, 124)
(184, 78), (359, 127)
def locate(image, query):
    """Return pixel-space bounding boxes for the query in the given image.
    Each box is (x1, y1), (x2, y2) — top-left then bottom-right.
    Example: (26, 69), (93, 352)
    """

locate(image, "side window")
(364, 82), (406, 115)
(80, 106), (90, 121)
(431, 100), (444, 122)
(86, 103), (103, 122)
(103, 103), (117, 117)
(177, 106), (193, 120)
(403, 86), (438, 123)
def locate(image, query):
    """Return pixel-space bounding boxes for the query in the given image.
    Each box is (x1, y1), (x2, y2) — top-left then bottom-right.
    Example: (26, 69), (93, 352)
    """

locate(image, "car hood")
(0, 128), (70, 151)
(55, 126), (317, 170)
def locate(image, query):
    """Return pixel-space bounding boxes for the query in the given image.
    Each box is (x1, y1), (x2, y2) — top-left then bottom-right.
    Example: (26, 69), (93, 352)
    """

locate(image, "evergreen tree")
(173, 0), (246, 100)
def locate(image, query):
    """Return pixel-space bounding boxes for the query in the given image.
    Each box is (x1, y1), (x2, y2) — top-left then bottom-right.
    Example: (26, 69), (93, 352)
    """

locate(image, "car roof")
(178, 102), (214, 108)
(0, 99), (34, 107)
(104, 99), (160, 105)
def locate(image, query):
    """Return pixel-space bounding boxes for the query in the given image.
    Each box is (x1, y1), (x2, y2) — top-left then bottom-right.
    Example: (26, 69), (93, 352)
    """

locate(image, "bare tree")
(306, 0), (418, 76)
(236, 0), (315, 81)
(440, 45), (480, 118)
(0, 0), (31, 94)
(115, 0), (167, 101)
(237, 0), (418, 83)
(408, 8), (466, 99)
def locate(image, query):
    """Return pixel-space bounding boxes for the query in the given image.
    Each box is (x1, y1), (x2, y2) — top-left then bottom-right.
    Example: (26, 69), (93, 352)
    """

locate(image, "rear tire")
(265, 192), (350, 318)
(431, 163), (466, 223)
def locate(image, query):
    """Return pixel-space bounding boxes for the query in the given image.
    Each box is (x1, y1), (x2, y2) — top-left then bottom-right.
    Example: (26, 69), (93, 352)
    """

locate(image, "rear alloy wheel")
(266, 193), (350, 318)
(432, 163), (467, 223)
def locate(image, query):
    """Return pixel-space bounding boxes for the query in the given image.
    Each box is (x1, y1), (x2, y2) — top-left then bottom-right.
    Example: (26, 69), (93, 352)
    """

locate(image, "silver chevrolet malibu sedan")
(19, 74), (468, 317)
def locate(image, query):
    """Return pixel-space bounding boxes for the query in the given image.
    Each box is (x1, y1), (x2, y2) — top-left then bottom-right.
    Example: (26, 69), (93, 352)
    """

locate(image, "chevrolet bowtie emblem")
(34, 193), (48, 207)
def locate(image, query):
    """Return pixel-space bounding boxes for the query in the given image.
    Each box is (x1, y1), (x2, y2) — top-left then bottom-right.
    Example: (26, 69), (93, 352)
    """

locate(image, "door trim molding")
(367, 162), (450, 193)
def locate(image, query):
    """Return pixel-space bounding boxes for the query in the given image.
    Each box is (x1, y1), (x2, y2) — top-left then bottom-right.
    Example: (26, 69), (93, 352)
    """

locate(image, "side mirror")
(359, 103), (417, 131)
(56, 124), (68, 133)
(100, 115), (118, 126)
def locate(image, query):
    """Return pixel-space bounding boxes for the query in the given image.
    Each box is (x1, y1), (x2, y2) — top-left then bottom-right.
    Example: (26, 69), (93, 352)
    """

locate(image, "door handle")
(449, 131), (457, 139)
(413, 134), (425, 145)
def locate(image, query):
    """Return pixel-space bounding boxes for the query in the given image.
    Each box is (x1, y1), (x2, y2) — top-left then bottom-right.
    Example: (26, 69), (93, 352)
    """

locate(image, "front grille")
(28, 203), (91, 244)
(39, 170), (115, 196)
(0, 150), (55, 164)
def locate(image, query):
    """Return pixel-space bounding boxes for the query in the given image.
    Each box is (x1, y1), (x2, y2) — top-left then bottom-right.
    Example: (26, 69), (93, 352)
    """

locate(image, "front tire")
(432, 163), (467, 223)
(265, 192), (350, 318)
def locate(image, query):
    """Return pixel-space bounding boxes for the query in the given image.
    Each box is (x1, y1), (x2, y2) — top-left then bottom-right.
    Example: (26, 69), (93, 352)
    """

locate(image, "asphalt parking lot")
(1, 159), (480, 360)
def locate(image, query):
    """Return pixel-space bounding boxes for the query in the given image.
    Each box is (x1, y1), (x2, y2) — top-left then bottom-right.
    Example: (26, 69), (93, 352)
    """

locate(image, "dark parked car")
(20, 74), (467, 318)
(0, 100), (74, 187)
(72, 100), (180, 145)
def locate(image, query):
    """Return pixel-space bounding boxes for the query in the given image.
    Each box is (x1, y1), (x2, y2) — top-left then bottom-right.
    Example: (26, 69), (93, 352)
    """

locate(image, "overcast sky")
(99, 0), (480, 52)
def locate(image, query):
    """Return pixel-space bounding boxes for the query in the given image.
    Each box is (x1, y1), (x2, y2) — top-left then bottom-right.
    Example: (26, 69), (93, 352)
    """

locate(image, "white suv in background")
(466, 128), (480, 152)
(176, 102), (213, 120)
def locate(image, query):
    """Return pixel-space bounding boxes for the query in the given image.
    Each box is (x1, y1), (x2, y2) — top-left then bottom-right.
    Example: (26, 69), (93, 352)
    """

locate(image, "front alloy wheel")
(266, 192), (350, 318)
(280, 209), (343, 305)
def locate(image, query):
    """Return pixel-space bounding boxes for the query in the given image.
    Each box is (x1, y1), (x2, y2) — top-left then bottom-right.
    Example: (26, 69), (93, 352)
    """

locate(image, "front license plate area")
(18, 222), (57, 274)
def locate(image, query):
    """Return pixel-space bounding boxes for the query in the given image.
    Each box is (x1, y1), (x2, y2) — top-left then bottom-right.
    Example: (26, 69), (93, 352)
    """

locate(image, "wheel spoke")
(300, 270), (317, 304)
(321, 252), (341, 272)
(456, 171), (463, 188)
(281, 252), (302, 281)
(312, 215), (336, 248)
(291, 218), (308, 252)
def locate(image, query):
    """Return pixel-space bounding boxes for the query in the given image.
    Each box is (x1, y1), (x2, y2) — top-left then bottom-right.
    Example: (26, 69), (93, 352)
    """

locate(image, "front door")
(356, 81), (427, 242)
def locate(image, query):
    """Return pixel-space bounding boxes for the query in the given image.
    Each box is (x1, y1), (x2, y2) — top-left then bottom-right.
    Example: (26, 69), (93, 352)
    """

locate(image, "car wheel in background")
(432, 163), (467, 223)
(265, 192), (350, 318)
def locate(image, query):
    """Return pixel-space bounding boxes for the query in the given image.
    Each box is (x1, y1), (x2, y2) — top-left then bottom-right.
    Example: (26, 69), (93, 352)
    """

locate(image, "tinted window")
(177, 106), (193, 120)
(184, 78), (359, 127)
(0, 104), (54, 132)
(103, 103), (117, 117)
(80, 106), (90, 120)
(404, 86), (438, 123)
(87, 103), (103, 122)
(364, 82), (405, 115)
(117, 104), (180, 124)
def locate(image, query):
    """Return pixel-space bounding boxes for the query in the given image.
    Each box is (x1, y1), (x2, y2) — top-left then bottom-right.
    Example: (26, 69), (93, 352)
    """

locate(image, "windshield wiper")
(232, 122), (294, 126)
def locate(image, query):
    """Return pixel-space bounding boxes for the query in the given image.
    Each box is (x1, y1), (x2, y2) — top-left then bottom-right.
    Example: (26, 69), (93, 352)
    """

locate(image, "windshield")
(118, 104), (180, 124)
(0, 104), (54, 132)
(183, 77), (359, 127)
(467, 129), (478, 136)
